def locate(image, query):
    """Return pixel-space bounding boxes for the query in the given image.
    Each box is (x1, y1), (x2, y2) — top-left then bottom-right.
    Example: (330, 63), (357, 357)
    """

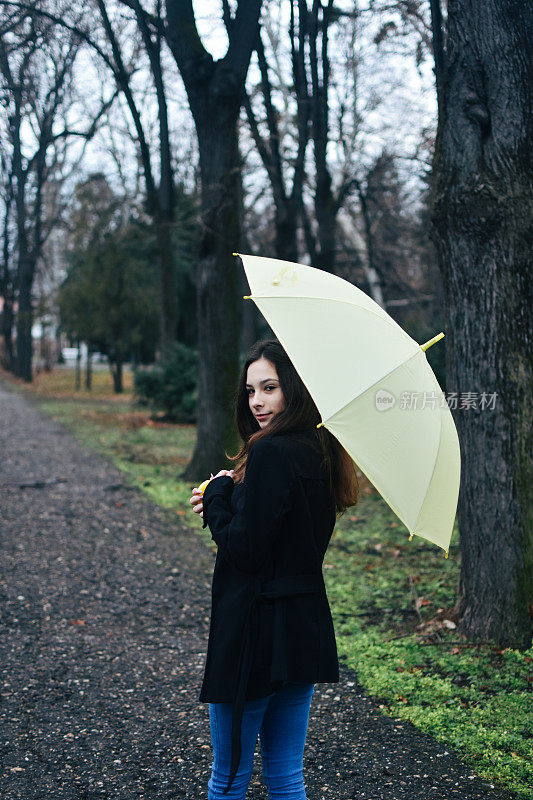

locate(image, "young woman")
(190, 339), (358, 799)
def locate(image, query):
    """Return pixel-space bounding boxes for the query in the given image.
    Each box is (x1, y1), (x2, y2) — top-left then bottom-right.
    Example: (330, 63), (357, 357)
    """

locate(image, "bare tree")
(97, 0), (178, 357)
(243, 1), (311, 262)
(1, 0), (185, 358)
(243, 0), (434, 277)
(165, 0), (263, 479)
(0, 148), (15, 369)
(429, 0), (532, 645)
(244, 0), (345, 269)
(0, 7), (80, 380)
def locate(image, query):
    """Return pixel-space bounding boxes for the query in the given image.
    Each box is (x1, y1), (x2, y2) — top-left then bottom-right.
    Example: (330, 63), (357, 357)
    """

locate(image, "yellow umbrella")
(236, 253), (460, 557)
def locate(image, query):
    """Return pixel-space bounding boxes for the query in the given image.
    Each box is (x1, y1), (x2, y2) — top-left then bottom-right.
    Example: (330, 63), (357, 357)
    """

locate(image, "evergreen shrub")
(134, 341), (197, 421)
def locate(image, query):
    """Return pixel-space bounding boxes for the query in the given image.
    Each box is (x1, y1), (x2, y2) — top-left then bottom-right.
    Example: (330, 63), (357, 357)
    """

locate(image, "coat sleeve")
(202, 438), (296, 574)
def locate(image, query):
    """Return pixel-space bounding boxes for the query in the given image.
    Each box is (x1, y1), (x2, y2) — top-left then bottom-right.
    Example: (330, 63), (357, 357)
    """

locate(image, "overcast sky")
(70, 0), (436, 204)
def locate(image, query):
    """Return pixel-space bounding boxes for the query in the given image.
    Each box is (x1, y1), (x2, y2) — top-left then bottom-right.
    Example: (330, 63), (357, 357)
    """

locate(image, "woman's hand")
(212, 469), (235, 480)
(189, 487), (204, 518)
(190, 470), (235, 518)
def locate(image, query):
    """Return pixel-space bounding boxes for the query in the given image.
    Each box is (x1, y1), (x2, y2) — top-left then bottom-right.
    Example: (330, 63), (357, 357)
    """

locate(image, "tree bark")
(112, 360), (123, 394)
(0, 170), (15, 371)
(75, 340), (81, 391)
(85, 343), (92, 390)
(1, 295), (15, 370)
(165, 0), (262, 480)
(430, 0), (533, 645)
(309, 0), (337, 271)
(154, 210), (176, 354)
(15, 280), (33, 381)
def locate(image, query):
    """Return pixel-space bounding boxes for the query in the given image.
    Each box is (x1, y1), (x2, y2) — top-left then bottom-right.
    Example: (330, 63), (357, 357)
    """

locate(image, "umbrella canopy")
(236, 253), (461, 556)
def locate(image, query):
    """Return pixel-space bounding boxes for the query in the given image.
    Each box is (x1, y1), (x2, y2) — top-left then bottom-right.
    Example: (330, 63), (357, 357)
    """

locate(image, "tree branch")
(221, 0), (233, 33)
(126, 0), (173, 209)
(254, 29), (286, 202)
(225, 0), (263, 83)
(94, 0), (156, 201)
(0, 1), (114, 70)
(289, 0), (311, 206)
(115, 0), (165, 34)
(165, 0), (213, 88)
(50, 87), (120, 143)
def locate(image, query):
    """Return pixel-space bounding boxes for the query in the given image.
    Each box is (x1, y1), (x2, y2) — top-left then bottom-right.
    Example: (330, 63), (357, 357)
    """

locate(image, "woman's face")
(246, 358), (286, 428)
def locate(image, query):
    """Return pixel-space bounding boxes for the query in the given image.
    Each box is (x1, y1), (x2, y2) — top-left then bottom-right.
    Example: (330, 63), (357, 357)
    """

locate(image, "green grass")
(2, 364), (134, 397)
(327, 504), (532, 796)
(36, 395), (533, 798)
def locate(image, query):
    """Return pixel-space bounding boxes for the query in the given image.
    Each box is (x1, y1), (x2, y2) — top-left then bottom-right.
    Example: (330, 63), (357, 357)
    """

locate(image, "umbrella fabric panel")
(412, 407), (460, 550)
(243, 254), (402, 326)
(325, 351), (442, 531)
(325, 351), (458, 551)
(255, 296), (420, 422)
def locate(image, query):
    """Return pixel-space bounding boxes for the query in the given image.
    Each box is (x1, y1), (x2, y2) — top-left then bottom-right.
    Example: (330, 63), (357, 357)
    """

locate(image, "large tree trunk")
(165, 0), (262, 481)
(430, 0), (532, 646)
(75, 340), (81, 391)
(188, 107), (242, 479)
(274, 203), (299, 263)
(1, 296), (15, 370)
(309, 0), (337, 273)
(314, 172), (337, 271)
(154, 210), (177, 356)
(85, 343), (92, 390)
(110, 359), (123, 394)
(15, 268), (33, 382)
(1, 193), (15, 371)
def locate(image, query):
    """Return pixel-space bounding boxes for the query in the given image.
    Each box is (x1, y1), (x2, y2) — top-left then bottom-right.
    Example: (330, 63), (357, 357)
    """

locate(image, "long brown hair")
(227, 339), (359, 515)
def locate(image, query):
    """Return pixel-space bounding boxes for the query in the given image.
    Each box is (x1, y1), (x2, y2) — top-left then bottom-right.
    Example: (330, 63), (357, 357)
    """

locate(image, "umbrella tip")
(232, 252), (240, 257)
(408, 533), (413, 541)
(243, 295), (252, 300)
(316, 422), (324, 429)
(421, 332), (445, 351)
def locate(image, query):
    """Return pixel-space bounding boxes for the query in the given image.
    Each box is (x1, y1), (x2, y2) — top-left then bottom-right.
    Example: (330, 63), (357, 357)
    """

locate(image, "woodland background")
(0, 5), (531, 785)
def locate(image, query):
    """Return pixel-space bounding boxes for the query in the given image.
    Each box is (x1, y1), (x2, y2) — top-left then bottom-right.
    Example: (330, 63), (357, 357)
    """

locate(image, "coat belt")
(223, 573), (323, 795)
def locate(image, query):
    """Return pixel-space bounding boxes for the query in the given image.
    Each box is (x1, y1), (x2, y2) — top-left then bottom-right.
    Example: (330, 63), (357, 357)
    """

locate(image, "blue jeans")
(208, 682), (315, 799)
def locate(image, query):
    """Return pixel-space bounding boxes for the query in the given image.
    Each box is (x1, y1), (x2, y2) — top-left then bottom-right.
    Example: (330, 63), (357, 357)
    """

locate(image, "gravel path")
(0, 379), (516, 800)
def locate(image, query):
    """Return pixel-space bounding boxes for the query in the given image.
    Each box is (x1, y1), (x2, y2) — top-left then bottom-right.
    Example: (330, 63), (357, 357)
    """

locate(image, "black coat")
(199, 427), (339, 793)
